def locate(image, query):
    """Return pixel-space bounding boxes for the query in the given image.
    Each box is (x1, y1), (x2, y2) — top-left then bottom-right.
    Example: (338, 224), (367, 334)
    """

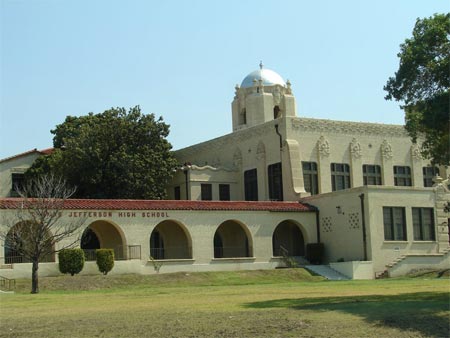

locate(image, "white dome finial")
(259, 61), (264, 69)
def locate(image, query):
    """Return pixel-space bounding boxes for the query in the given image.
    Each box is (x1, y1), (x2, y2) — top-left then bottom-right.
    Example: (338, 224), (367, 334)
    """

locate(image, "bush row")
(58, 248), (114, 276)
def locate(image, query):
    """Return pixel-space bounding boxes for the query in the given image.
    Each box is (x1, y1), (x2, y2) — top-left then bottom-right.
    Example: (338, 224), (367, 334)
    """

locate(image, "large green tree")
(384, 13), (449, 166)
(27, 106), (178, 199)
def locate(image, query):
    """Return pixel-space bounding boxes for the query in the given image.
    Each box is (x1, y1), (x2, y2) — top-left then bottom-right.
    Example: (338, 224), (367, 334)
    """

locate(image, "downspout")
(315, 208), (321, 243)
(274, 124), (284, 201)
(182, 163), (191, 200)
(359, 193), (368, 261)
(274, 124), (283, 150)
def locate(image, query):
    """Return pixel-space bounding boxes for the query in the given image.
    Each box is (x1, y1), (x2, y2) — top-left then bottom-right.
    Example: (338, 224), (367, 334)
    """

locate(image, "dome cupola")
(232, 63), (297, 132)
(240, 62), (286, 88)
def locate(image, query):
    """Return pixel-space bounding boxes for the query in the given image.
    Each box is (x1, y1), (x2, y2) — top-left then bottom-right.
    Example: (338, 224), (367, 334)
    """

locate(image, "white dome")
(240, 67), (286, 88)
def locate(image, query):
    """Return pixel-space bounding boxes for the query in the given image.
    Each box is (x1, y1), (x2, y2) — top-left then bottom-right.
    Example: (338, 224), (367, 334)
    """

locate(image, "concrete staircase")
(305, 264), (350, 280)
(381, 247), (450, 278)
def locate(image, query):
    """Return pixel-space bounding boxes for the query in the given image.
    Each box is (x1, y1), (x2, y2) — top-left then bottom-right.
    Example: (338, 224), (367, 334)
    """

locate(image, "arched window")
(4, 222), (55, 264)
(150, 221), (192, 260)
(239, 108), (247, 125)
(272, 221), (305, 257)
(273, 105), (281, 119)
(81, 221), (127, 260)
(150, 230), (164, 259)
(80, 228), (100, 261)
(213, 220), (252, 258)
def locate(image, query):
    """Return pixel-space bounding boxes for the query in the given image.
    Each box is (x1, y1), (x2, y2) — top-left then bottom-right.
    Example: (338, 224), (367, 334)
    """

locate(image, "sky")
(1, 0), (449, 159)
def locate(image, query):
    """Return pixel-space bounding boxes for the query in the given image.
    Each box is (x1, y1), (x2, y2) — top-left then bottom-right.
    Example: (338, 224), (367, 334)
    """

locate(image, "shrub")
(306, 243), (324, 265)
(59, 248), (85, 276)
(96, 249), (114, 275)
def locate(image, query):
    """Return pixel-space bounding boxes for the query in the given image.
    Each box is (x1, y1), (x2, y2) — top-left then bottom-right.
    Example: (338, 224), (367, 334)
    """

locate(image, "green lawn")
(1, 269), (449, 338)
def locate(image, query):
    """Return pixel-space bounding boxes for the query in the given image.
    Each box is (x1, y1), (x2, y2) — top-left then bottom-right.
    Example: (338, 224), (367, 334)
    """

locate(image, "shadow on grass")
(245, 292), (450, 337)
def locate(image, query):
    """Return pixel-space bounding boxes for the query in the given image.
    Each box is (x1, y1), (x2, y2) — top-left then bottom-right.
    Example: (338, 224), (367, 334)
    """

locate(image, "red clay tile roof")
(0, 148), (54, 163)
(0, 198), (315, 212)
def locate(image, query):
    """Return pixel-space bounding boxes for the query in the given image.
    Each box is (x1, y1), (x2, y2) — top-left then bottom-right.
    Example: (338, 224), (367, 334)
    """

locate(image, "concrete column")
(380, 140), (394, 186)
(317, 136), (331, 193)
(410, 144), (424, 187)
(349, 138), (363, 187)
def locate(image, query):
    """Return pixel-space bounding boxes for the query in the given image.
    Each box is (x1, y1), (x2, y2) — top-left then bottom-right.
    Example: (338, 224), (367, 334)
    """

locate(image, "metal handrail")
(0, 275), (16, 290)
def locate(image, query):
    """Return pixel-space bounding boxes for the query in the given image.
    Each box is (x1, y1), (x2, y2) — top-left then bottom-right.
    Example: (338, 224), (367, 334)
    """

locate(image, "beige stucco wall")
(303, 188), (368, 263)
(173, 115), (447, 202)
(0, 207), (317, 278)
(329, 261), (374, 280)
(304, 185), (449, 274)
(0, 152), (41, 198)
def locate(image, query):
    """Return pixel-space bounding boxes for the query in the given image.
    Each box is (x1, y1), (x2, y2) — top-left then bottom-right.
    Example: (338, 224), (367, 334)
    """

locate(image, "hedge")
(59, 248), (85, 276)
(96, 249), (114, 275)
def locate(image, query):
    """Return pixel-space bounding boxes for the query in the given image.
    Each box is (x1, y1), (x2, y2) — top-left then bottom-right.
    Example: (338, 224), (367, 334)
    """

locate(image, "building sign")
(67, 211), (170, 218)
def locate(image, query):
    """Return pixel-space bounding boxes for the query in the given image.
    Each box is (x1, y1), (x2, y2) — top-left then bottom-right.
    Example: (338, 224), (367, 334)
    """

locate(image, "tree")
(384, 13), (450, 166)
(27, 106), (178, 199)
(0, 175), (86, 293)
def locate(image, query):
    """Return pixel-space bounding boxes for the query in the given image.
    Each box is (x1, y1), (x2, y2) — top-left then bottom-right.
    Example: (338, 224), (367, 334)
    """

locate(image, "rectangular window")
(423, 167), (439, 187)
(174, 186), (181, 200)
(302, 161), (319, 195)
(268, 162), (283, 201)
(331, 163), (351, 191)
(412, 207), (435, 241)
(383, 207), (407, 241)
(11, 173), (25, 197)
(394, 166), (412, 186)
(201, 184), (212, 201)
(219, 184), (230, 201)
(363, 164), (382, 185)
(244, 169), (258, 201)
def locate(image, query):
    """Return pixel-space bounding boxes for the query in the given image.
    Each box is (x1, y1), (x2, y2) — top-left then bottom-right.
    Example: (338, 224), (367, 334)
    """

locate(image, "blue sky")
(1, 0), (448, 159)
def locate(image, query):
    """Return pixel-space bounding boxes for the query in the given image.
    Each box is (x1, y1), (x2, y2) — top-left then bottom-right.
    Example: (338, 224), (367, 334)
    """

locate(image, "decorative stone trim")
(411, 143), (423, 161)
(317, 136), (330, 158)
(291, 118), (407, 137)
(233, 148), (242, 168)
(381, 139), (393, 160)
(350, 138), (362, 159)
(256, 141), (266, 161)
(190, 164), (236, 172)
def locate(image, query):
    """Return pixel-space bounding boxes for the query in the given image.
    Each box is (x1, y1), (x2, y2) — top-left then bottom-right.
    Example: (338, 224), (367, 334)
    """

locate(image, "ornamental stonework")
(291, 117), (407, 137)
(350, 138), (362, 159)
(411, 143), (423, 161)
(256, 141), (266, 161)
(322, 216), (332, 232)
(317, 136), (330, 158)
(381, 139), (393, 160)
(348, 212), (360, 230)
(233, 148), (242, 168)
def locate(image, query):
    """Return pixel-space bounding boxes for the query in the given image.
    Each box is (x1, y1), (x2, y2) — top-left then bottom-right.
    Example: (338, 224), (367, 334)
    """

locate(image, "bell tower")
(232, 63), (297, 132)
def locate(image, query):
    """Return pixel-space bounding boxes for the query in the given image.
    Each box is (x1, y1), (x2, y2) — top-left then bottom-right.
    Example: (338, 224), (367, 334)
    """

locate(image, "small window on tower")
(239, 109), (247, 125)
(273, 106), (281, 119)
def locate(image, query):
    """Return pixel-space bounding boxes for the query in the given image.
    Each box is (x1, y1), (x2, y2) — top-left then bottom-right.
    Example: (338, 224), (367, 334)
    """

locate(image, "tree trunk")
(31, 259), (39, 294)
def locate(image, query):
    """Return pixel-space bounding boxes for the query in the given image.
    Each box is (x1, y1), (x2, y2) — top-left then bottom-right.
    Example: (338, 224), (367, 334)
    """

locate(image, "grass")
(0, 269), (449, 338)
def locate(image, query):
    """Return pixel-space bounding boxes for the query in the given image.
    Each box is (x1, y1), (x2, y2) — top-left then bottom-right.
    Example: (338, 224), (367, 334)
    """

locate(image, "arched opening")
(239, 108), (247, 125)
(213, 220), (253, 258)
(4, 222), (55, 264)
(149, 220), (192, 259)
(213, 232), (224, 258)
(273, 105), (281, 119)
(81, 220), (126, 261)
(272, 220), (305, 257)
